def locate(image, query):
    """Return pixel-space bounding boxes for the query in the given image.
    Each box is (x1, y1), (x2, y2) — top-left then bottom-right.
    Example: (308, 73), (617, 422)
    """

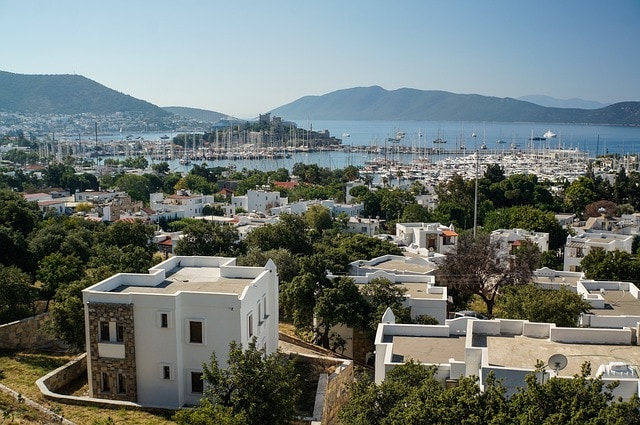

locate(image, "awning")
(442, 230), (458, 237)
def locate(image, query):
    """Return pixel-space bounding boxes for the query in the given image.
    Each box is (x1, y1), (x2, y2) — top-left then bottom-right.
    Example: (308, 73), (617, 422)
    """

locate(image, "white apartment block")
(346, 217), (383, 235)
(532, 267), (640, 330)
(231, 188), (286, 215)
(490, 228), (549, 257)
(375, 311), (640, 400)
(396, 222), (458, 255)
(563, 232), (634, 272)
(270, 198), (364, 218)
(150, 190), (218, 220)
(82, 256), (279, 408)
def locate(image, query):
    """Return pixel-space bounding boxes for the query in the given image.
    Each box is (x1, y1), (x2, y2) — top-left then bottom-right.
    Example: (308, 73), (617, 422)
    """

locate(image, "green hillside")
(0, 71), (169, 117)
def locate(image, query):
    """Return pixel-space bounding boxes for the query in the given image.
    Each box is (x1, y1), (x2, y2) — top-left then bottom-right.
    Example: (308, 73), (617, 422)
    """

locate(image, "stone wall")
(321, 360), (354, 425)
(87, 302), (137, 402)
(40, 353), (87, 392)
(351, 328), (373, 365)
(0, 313), (66, 350)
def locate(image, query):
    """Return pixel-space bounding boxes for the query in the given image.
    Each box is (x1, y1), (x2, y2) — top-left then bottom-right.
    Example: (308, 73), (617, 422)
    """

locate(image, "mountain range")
(270, 86), (640, 125)
(1, 71), (639, 126)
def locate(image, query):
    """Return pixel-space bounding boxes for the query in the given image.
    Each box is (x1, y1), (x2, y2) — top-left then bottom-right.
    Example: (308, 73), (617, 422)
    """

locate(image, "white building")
(563, 232), (634, 272)
(82, 256), (279, 408)
(490, 228), (549, 257)
(231, 188), (286, 215)
(150, 190), (219, 220)
(532, 267), (640, 330)
(270, 198), (364, 218)
(395, 222), (458, 255)
(346, 216), (384, 235)
(375, 311), (640, 400)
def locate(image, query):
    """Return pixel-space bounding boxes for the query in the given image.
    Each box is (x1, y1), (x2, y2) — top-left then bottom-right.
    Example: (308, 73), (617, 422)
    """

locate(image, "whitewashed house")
(82, 256), (279, 408)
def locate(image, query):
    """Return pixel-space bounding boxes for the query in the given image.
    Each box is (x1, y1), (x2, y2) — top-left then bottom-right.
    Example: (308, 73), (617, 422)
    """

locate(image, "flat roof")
(487, 335), (640, 377)
(532, 276), (580, 287)
(590, 290), (640, 316)
(371, 259), (436, 274)
(402, 283), (443, 300)
(111, 266), (252, 295)
(390, 335), (466, 364)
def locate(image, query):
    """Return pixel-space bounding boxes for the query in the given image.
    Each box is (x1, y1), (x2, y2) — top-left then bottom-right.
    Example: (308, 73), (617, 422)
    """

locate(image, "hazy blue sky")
(1, 0), (638, 117)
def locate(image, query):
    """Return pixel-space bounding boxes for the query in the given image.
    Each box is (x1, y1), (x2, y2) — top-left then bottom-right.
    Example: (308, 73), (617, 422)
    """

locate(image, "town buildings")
(375, 310), (640, 400)
(82, 256), (278, 408)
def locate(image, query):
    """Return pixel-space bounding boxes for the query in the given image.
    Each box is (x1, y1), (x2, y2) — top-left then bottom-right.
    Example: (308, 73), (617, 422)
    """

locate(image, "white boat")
(543, 130), (557, 139)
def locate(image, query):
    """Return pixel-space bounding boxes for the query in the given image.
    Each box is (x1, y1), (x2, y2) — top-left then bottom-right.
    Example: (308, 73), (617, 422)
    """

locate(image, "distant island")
(1, 71), (638, 126)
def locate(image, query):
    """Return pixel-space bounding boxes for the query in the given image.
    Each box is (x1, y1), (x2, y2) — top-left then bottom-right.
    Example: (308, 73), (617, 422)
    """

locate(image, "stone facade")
(87, 302), (137, 402)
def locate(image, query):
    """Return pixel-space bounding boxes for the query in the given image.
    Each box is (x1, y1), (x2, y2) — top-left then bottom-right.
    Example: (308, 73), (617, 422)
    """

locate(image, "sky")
(1, 0), (639, 118)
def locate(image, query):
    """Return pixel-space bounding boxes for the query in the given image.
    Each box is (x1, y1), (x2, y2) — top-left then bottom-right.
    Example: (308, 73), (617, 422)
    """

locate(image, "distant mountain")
(271, 86), (640, 125)
(517, 95), (609, 109)
(0, 70), (170, 117)
(162, 106), (227, 123)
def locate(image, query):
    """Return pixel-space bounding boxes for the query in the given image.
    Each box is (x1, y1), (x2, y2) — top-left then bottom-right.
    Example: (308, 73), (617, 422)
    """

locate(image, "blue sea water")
(102, 120), (640, 173)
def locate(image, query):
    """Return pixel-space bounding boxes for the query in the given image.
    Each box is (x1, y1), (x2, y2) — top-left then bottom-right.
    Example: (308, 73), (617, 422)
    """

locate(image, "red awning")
(442, 230), (458, 237)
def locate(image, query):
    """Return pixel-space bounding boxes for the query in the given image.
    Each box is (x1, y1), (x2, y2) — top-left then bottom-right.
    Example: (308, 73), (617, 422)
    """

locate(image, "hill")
(163, 106), (227, 122)
(0, 70), (170, 117)
(517, 95), (609, 109)
(271, 86), (640, 125)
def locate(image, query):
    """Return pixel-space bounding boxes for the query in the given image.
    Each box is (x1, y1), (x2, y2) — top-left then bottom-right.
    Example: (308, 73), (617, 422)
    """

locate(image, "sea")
(98, 120), (640, 173)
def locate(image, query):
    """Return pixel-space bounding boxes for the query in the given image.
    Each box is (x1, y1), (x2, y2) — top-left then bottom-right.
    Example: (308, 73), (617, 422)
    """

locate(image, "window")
(247, 313), (254, 338)
(160, 313), (168, 328)
(258, 301), (263, 325)
(100, 321), (110, 341)
(116, 324), (124, 342)
(101, 372), (110, 393)
(163, 365), (171, 380)
(189, 320), (203, 344)
(191, 371), (204, 394)
(117, 373), (126, 394)
(262, 295), (268, 319)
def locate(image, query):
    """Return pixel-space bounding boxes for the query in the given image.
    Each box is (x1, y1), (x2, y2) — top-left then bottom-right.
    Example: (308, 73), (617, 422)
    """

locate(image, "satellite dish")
(548, 354), (568, 372)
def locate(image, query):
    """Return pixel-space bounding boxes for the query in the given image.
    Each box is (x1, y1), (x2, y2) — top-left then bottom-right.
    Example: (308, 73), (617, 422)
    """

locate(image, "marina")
(25, 119), (640, 186)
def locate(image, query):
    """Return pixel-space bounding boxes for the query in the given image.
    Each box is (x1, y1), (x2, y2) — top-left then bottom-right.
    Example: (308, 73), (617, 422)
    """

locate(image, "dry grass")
(0, 350), (175, 425)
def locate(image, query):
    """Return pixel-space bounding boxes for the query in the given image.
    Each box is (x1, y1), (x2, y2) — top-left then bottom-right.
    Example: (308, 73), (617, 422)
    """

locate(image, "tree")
(243, 213), (311, 255)
(47, 266), (114, 349)
(36, 252), (84, 310)
(564, 176), (599, 214)
(509, 362), (640, 424)
(361, 277), (411, 336)
(304, 204), (333, 233)
(496, 285), (591, 327)
(236, 248), (300, 285)
(88, 244), (156, 274)
(580, 248), (639, 282)
(339, 360), (640, 425)
(175, 221), (246, 257)
(0, 189), (41, 237)
(313, 277), (369, 349)
(185, 339), (301, 425)
(174, 400), (247, 425)
(114, 174), (152, 202)
(152, 161), (170, 174)
(0, 264), (37, 323)
(437, 233), (538, 316)
(101, 220), (156, 254)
